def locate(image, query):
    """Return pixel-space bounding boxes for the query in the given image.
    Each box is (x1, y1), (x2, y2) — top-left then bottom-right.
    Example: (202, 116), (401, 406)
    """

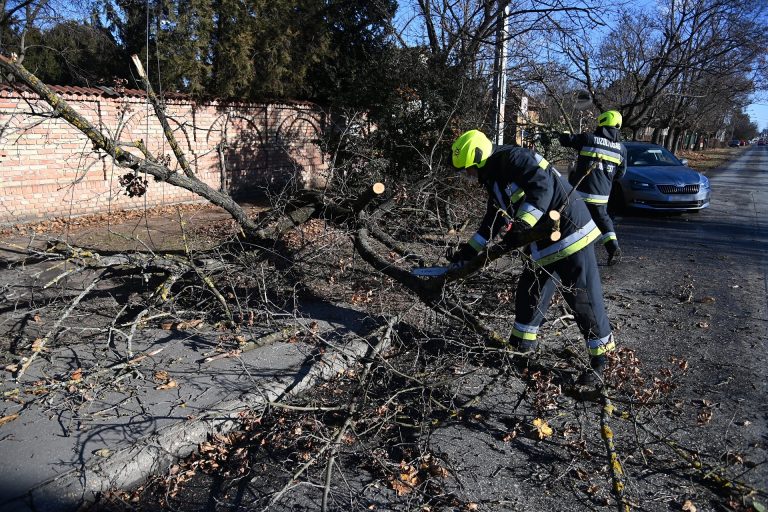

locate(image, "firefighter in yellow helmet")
(449, 129), (615, 386)
(558, 110), (627, 265)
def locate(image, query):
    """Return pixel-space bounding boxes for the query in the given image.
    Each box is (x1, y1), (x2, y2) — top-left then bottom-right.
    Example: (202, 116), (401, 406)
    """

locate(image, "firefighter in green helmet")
(558, 110), (627, 265)
(448, 129), (615, 386)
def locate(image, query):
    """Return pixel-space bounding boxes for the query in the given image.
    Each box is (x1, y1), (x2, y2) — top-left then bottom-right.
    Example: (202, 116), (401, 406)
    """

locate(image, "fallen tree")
(1, 54), (765, 512)
(0, 53), (566, 352)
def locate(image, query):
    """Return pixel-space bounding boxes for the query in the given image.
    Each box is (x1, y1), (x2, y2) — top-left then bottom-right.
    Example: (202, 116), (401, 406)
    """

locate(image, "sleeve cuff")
(515, 202), (544, 227)
(469, 233), (488, 251)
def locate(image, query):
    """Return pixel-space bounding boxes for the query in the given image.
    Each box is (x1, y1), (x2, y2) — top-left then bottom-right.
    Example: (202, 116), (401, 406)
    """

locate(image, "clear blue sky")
(746, 102), (768, 133)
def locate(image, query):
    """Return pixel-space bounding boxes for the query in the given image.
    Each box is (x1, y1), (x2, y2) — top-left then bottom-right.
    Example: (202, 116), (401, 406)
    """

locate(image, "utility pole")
(492, 3), (510, 145)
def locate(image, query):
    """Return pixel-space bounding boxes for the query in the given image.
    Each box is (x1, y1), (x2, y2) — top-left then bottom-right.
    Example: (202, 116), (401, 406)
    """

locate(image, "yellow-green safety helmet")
(597, 110), (622, 129)
(452, 130), (493, 169)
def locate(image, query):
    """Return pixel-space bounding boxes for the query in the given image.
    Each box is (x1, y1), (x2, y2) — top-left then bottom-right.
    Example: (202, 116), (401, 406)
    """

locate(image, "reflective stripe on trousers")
(510, 243), (613, 355)
(588, 333), (616, 356)
(585, 203), (617, 246)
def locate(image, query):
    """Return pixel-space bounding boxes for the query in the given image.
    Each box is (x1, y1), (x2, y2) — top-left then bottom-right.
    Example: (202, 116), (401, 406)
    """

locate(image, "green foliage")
(91, 0), (396, 103)
(322, 47), (492, 187)
(155, 0), (214, 96)
(210, 0), (330, 100)
(13, 21), (124, 86)
(370, 48), (490, 179)
(307, 0), (397, 107)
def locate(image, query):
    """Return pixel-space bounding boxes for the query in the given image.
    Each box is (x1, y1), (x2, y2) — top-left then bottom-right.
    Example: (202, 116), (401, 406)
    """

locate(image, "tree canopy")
(1, 0), (766, 159)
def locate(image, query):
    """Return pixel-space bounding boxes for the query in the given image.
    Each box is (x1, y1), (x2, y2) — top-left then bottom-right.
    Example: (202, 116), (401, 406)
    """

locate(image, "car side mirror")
(680, 158), (688, 166)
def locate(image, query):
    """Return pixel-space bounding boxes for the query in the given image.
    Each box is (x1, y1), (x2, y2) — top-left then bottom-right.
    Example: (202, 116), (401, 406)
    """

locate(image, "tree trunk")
(672, 129), (683, 153)
(664, 127), (676, 151)
(651, 126), (662, 145)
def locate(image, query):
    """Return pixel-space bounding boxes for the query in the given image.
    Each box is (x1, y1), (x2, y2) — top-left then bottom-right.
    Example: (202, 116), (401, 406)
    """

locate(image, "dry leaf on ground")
(0, 414), (20, 426)
(682, 499), (697, 512)
(156, 380), (178, 390)
(532, 417), (553, 439)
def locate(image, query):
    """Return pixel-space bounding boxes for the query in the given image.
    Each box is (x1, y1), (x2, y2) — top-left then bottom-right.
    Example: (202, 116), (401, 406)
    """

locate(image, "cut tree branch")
(130, 54), (195, 178)
(0, 54), (260, 235)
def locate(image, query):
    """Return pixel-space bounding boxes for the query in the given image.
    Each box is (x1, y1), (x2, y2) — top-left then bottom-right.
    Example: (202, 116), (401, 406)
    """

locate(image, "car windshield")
(627, 146), (682, 167)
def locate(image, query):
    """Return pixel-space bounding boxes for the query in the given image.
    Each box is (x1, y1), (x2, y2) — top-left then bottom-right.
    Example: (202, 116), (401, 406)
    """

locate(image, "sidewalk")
(0, 211), (377, 511)
(0, 300), (375, 512)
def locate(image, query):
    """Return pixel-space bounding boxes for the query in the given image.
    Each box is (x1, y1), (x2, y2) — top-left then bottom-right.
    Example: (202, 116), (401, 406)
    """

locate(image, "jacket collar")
(594, 126), (621, 141)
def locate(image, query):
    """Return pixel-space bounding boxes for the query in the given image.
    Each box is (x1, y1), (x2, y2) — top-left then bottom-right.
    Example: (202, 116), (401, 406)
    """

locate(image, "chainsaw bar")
(410, 266), (451, 277)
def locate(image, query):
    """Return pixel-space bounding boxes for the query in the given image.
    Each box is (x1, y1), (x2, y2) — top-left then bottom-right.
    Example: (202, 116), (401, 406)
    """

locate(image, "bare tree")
(0, 0), (48, 78)
(558, 0), (768, 142)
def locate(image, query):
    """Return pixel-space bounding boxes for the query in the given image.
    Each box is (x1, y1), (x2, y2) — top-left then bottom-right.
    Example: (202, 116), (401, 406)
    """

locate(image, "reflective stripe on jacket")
(467, 145), (598, 265)
(578, 191), (610, 204)
(561, 126), (626, 199)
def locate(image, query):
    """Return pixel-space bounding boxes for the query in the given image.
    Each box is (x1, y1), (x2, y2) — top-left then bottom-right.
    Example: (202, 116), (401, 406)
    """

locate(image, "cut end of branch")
(130, 55), (147, 79)
(372, 182), (385, 195)
(547, 210), (561, 241)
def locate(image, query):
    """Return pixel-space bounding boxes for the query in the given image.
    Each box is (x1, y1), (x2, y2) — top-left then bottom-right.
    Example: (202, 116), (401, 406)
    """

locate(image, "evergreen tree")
(95, 0), (396, 103)
(306, 0), (397, 107)
(15, 20), (123, 86)
(155, 0), (213, 95)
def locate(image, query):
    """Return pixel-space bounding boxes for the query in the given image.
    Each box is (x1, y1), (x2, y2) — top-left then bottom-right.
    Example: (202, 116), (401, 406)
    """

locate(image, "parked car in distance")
(609, 142), (710, 212)
(758, 139), (766, 146)
(728, 139), (741, 147)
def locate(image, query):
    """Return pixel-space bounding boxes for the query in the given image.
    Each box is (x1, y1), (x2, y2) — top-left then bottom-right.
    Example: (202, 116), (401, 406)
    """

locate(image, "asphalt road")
(607, 143), (768, 382)
(615, 144), (767, 272)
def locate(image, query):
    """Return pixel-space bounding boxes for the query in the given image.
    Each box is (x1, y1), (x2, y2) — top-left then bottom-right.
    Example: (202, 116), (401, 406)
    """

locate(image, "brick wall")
(0, 86), (328, 225)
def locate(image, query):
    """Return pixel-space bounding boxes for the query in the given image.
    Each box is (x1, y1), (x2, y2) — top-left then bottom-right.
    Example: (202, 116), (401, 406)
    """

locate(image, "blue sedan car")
(609, 142), (711, 212)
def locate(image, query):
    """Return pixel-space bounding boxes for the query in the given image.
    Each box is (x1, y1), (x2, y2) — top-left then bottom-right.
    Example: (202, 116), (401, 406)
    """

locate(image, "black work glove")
(498, 220), (531, 252)
(447, 243), (477, 264)
(557, 132), (571, 146)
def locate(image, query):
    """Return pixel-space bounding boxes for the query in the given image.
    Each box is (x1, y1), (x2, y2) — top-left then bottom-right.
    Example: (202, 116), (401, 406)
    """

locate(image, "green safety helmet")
(451, 130), (493, 169)
(597, 110), (622, 129)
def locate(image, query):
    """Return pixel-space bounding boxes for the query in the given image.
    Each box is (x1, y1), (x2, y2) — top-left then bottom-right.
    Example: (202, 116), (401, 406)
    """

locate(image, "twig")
(177, 206), (233, 322)
(12, 348), (164, 396)
(202, 327), (303, 363)
(126, 309), (149, 358)
(15, 271), (105, 382)
(130, 54), (194, 178)
(600, 392), (630, 512)
(604, 398), (768, 500)
(151, 273), (180, 303)
(261, 317), (399, 512)
(321, 316), (399, 512)
(266, 403), (344, 412)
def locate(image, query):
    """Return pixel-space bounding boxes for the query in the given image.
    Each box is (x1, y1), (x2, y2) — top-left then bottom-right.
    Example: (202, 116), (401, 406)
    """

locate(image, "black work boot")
(577, 355), (607, 387)
(509, 338), (539, 371)
(606, 242), (622, 266)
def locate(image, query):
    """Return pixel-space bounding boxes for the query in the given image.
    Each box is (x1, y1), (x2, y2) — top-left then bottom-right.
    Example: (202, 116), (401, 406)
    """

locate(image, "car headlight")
(701, 176), (710, 189)
(630, 180), (654, 190)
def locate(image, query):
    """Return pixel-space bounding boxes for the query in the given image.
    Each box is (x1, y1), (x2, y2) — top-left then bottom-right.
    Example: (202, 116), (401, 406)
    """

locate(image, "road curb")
(2, 334), (373, 512)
